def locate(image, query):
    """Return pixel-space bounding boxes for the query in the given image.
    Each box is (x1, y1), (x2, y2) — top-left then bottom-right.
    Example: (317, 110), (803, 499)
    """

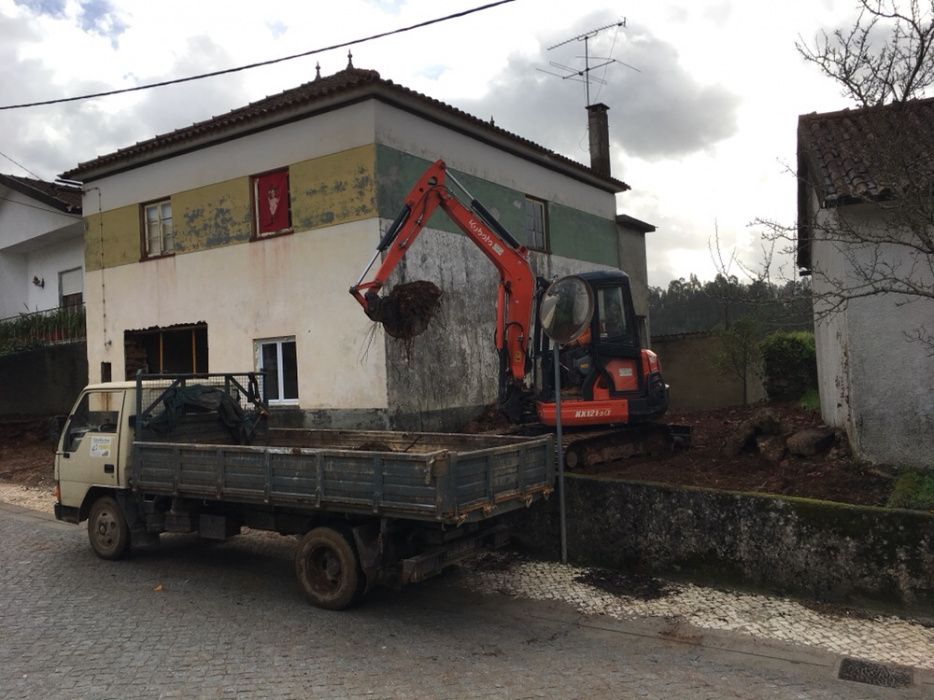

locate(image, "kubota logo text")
(469, 219), (505, 256)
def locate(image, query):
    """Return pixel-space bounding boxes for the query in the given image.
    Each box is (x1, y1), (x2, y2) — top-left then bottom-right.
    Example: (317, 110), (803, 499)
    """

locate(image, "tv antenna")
(538, 19), (637, 106)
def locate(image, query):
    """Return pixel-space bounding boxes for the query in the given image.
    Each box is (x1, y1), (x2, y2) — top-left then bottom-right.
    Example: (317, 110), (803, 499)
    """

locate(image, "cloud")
(452, 14), (740, 166)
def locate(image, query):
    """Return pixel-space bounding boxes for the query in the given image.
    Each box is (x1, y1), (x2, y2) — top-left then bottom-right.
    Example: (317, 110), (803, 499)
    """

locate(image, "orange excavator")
(350, 160), (678, 464)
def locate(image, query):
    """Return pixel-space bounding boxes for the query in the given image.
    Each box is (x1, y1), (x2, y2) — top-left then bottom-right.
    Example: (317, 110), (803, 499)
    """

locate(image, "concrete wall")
(811, 203), (934, 467)
(515, 475), (934, 610)
(617, 227), (649, 320)
(651, 331), (766, 411)
(0, 342), (87, 416)
(0, 185), (83, 318)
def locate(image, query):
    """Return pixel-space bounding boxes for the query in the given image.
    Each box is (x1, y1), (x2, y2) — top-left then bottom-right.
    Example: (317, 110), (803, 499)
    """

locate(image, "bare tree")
(779, 2), (934, 354)
(797, 0), (934, 106)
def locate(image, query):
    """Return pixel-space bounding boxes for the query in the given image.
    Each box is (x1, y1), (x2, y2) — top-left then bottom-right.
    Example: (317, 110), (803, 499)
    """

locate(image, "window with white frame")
(524, 196), (548, 251)
(256, 337), (298, 405)
(59, 267), (83, 308)
(142, 199), (174, 258)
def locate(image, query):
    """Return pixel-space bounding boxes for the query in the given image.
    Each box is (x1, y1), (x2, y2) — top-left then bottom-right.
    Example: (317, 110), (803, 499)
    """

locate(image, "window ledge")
(140, 252), (176, 262)
(252, 228), (294, 242)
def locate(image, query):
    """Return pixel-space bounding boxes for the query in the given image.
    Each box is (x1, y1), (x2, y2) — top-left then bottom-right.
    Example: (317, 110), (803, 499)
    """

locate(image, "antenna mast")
(540, 19), (627, 106)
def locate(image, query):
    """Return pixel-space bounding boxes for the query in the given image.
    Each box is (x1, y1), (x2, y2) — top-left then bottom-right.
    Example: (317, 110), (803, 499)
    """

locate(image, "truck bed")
(131, 428), (554, 525)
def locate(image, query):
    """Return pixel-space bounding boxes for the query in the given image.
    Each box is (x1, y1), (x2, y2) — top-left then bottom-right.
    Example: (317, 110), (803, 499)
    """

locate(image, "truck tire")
(87, 495), (130, 560)
(295, 526), (364, 610)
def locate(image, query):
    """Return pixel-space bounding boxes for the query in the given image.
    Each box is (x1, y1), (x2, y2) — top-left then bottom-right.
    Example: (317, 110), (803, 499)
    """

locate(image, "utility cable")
(0, 149), (44, 179)
(0, 1), (515, 111)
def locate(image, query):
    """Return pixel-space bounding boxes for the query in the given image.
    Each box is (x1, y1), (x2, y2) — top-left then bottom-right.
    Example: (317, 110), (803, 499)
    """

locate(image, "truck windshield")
(64, 391), (121, 452)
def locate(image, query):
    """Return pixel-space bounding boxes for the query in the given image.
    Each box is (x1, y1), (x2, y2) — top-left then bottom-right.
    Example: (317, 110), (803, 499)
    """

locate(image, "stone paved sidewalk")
(455, 553), (934, 672)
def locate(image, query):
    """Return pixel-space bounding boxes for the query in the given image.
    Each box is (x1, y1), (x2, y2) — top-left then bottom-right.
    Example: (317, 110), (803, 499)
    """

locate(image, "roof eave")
(63, 82), (629, 194)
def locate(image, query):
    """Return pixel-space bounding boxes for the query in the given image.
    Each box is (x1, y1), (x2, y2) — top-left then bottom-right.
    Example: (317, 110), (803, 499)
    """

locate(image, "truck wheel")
(295, 526), (364, 610)
(87, 495), (130, 560)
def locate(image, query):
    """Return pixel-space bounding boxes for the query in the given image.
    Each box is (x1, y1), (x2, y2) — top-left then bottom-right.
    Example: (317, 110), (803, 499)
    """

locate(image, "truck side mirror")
(48, 415), (67, 445)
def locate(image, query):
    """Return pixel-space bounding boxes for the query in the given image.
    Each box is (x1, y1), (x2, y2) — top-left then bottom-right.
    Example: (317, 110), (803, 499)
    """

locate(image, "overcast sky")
(0, 0), (865, 286)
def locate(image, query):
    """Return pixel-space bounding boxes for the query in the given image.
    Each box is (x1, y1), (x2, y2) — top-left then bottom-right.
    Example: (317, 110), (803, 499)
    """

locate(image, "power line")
(0, 149), (43, 179)
(0, 1), (515, 111)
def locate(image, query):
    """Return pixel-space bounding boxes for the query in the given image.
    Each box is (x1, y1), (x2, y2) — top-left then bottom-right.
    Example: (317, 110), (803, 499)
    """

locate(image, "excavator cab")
(536, 271), (668, 427)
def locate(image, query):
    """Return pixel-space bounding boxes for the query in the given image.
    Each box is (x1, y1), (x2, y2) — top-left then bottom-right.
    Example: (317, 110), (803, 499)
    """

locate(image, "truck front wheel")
(295, 526), (364, 610)
(87, 495), (130, 560)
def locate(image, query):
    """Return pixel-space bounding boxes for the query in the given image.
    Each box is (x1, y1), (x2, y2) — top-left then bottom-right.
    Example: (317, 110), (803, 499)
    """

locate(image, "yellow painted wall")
(84, 205), (140, 272)
(290, 145), (376, 230)
(173, 178), (252, 253)
(84, 144), (377, 272)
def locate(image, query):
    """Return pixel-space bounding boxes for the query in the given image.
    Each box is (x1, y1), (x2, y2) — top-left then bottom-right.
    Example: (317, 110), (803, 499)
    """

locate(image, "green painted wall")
(375, 146), (525, 242)
(84, 205), (140, 272)
(374, 145), (619, 266)
(549, 202), (620, 267)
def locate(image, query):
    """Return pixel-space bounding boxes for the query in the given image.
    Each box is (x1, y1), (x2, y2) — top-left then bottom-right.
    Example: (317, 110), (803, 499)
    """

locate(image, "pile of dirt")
(462, 404), (514, 434)
(0, 418), (55, 488)
(583, 403), (893, 506)
(377, 281), (443, 340)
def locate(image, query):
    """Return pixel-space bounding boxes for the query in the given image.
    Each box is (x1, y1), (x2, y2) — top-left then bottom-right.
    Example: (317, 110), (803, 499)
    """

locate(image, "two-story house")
(62, 64), (652, 430)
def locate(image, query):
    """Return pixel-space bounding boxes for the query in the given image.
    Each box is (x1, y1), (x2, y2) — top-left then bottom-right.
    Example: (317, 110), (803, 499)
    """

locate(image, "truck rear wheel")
(295, 526), (364, 610)
(87, 495), (130, 560)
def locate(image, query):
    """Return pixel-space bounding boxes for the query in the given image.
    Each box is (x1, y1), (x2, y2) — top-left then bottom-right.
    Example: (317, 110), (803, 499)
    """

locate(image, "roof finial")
(347, 50), (354, 69)
(490, 115), (495, 126)
(315, 62), (321, 80)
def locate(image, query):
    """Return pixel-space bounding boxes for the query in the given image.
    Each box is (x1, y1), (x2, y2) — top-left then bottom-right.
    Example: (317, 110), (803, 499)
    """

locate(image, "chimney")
(586, 102), (611, 177)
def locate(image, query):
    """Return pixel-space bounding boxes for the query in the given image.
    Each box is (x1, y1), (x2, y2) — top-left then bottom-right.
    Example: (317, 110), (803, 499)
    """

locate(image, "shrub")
(760, 330), (817, 401)
(887, 470), (934, 512)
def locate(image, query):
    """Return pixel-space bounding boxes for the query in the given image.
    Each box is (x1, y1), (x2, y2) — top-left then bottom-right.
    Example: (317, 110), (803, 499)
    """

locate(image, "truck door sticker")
(90, 436), (113, 458)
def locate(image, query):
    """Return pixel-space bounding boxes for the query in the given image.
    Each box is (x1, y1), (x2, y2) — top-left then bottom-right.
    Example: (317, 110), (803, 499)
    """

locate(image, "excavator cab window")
(597, 286), (628, 341)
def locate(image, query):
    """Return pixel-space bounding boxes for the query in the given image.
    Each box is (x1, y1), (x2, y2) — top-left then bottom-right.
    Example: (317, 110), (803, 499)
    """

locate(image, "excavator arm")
(350, 160), (536, 395)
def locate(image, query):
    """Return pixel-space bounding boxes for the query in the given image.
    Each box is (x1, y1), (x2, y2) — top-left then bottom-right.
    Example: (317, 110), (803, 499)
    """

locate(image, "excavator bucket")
(365, 281), (442, 340)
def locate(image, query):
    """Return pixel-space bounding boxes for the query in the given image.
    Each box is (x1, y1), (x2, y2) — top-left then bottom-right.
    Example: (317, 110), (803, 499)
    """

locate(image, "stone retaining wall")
(513, 474), (934, 612)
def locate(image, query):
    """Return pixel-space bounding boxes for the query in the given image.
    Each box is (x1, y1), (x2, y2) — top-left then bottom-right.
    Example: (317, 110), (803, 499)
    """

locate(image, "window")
(252, 168), (292, 238)
(142, 199), (174, 258)
(63, 390), (122, 453)
(256, 337), (298, 405)
(524, 196), (548, 251)
(123, 324), (208, 378)
(597, 287), (629, 340)
(59, 267), (83, 308)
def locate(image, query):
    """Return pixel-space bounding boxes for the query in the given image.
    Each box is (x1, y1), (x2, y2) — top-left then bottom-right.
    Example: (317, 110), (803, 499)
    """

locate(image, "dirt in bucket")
(377, 281), (443, 340)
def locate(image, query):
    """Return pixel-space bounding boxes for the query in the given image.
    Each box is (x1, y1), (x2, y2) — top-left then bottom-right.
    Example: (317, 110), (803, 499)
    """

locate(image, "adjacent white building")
(797, 99), (934, 468)
(0, 175), (83, 319)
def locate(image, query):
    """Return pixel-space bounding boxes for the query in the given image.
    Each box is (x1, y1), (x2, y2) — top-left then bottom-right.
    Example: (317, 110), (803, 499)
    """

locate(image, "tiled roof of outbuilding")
(798, 97), (934, 206)
(63, 66), (629, 192)
(0, 174), (82, 213)
(796, 97), (934, 271)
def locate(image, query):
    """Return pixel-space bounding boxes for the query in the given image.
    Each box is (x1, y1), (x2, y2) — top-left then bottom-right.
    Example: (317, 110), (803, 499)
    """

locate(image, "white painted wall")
(811, 203), (934, 467)
(84, 219), (388, 410)
(0, 185), (83, 317)
(83, 102), (378, 212)
(372, 102), (616, 219)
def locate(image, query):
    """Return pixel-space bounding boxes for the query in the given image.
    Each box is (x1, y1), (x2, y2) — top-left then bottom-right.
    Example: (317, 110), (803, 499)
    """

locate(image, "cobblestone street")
(1, 498), (931, 699)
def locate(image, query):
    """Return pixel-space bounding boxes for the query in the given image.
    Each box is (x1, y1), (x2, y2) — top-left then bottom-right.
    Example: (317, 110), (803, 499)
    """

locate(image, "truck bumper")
(54, 503), (80, 524)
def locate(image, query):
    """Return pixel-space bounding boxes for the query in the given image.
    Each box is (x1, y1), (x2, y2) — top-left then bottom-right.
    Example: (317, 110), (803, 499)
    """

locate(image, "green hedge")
(760, 330), (817, 401)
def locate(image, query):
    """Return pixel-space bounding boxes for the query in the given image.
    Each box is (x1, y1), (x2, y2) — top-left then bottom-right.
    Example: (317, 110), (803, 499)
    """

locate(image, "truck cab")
(54, 382), (137, 527)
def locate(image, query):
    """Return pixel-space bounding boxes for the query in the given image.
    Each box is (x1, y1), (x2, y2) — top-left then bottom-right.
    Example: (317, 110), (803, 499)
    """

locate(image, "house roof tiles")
(796, 96), (934, 271)
(0, 174), (82, 214)
(63, 67), (629, 192)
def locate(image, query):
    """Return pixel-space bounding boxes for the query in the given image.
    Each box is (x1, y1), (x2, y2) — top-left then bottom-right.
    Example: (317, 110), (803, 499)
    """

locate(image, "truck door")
(57, 389), (126, 508)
